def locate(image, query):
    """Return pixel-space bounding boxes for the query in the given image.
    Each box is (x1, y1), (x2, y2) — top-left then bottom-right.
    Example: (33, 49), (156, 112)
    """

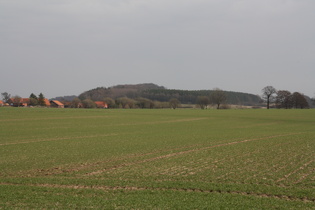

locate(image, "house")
(0, 100), (9, 107)
(8, 98), (51, 107)
(50, 100), (64, 108)
(95, 101), (108, 108)
(62, 101), (71, 108)
(21, 98), (30, 107)
(37, 98), (51, 106)
(43, 99), (51, 106)
(8, 98), (30, 107)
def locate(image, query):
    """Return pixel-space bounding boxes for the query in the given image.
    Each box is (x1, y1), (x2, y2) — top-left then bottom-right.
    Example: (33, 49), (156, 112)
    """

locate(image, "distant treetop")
(77, 83), (261, 106)
(110, 83), (166, 90)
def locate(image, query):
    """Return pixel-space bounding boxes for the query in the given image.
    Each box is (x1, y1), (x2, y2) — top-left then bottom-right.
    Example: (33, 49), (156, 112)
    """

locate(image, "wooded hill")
(78, 83), (262, 106)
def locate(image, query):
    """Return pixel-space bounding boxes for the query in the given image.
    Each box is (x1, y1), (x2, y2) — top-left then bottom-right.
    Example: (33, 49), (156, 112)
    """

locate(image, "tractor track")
(86, 133), (303, 176)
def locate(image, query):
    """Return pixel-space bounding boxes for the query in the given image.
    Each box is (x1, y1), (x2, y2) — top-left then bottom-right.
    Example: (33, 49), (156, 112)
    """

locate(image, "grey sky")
(1, 0), (314, 98)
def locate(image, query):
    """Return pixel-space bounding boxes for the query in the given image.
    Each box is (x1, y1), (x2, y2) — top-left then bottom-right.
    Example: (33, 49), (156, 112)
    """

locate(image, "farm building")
(95, 101), (108, 108)
(43, 99), (51, 106)
(34, 98), (51, 106)
(0, 100), (11, 107)
(62, 101), (84, 108)
(8, 98), (51, 107)
(50, 100), (64, 108)
(8, 98), (30, 107)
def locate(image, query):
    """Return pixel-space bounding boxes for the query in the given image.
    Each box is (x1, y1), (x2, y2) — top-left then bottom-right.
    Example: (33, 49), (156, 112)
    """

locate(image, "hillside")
(78, 83), (165, 101)
(78, 83), (262, 106)
(141, 89), (261, 106)
(50, 95), (77, 102)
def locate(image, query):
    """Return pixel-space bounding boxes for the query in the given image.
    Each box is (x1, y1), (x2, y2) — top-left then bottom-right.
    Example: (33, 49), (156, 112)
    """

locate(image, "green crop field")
(0, 107), (314, 209)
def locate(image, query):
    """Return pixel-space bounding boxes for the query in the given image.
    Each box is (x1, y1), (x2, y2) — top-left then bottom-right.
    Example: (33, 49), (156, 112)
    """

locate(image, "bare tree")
(196, 96), (210, 109)
(210, 88), (227, 109)
(262, 86), (276, 109)
(12, 95), (22, 107)
(82, 99), (96, 108)
(70, 98), (82, 108)
(103, 97), (115, 108)
(275, 90), (292, 109)
(312, 97), (315, 106)
(154, 101), (170, 109)
(169, 98), (181, 109)
(136, 97), (154, 109)
(116, 97), (136, 108)
(1, 92), (11, 103)
(291, 92), (309, 109)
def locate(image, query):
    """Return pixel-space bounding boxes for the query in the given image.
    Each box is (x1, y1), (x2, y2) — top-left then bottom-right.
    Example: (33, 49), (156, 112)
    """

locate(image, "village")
(0, 98), (108, 109)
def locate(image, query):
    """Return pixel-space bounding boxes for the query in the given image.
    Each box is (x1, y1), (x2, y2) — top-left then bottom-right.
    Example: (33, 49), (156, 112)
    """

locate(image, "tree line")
(78, 83), (261, 106)
(69, 97), (176, 109)
(59, 87), (315, 109)
(64, 88), (229, 109)
(2, 85), (313, 109)
(261, 86), (310, 109)
(1, 92), (48, 107)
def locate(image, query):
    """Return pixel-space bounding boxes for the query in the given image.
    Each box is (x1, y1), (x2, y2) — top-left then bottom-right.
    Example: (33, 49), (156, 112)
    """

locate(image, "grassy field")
(0, 107), (314, 209)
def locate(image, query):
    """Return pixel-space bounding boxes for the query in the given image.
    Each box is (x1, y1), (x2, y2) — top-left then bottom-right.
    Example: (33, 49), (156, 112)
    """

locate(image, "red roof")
(44, 98), (50, 106)
(95, 101), (108, 108)
(9, 98), (29, 104)
(21, 98), (30, 103)
(7, 97), (53, 106)
(0, 100), (3, 104)
(51, 100), (64, 106)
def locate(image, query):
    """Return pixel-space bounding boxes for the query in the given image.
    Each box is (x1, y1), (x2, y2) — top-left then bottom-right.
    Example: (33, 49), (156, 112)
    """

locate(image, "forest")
(77, 83), (261, 106)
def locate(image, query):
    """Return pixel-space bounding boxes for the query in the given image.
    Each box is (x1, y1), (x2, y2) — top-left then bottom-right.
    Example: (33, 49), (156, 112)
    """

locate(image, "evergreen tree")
(38, 93), (46, 106)
(29, 93), (38, 106)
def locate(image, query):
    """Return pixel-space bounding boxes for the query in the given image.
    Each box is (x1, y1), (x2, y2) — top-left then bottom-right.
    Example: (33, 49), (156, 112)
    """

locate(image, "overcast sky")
(1, 0), (314, 98)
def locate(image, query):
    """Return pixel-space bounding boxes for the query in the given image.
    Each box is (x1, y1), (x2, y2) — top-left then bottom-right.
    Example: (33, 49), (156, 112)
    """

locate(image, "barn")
(95, 101), (108, 108)
(50, 100), (64, 108)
